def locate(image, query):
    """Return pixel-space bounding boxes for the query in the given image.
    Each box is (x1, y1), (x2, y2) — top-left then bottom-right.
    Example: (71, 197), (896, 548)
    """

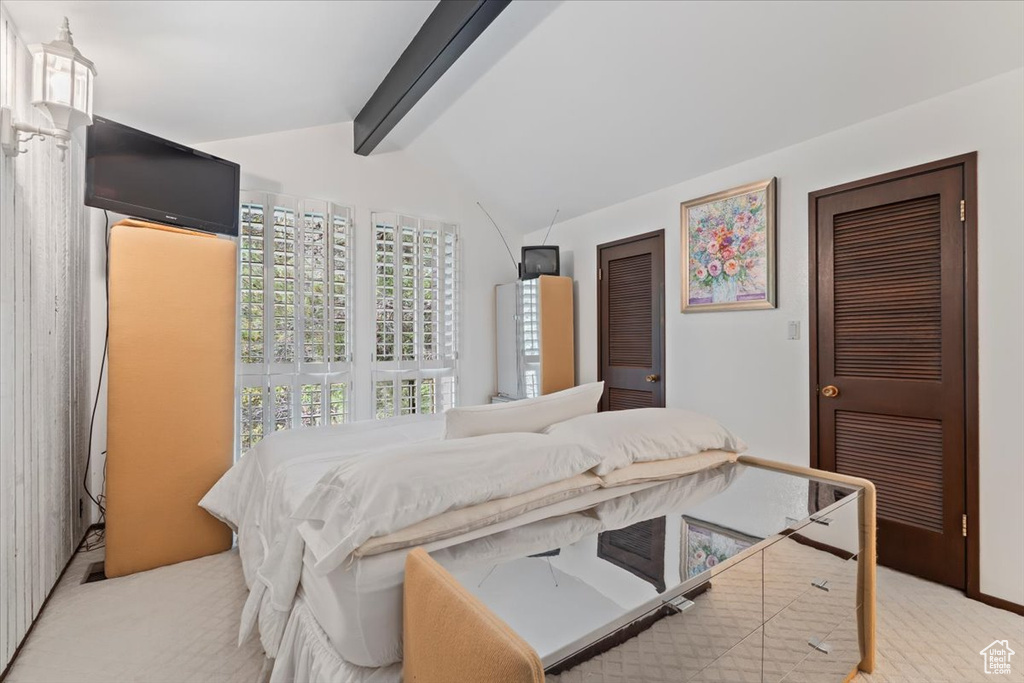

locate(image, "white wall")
(525, 70), (1024, 605)
(86, 121), (518, 504)
(0, 6), (90, 672)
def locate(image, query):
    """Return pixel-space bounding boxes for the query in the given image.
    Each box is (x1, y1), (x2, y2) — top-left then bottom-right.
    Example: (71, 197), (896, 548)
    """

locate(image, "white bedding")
(200, 408), (745, 673)
(200, 414), (445, 657)
(294, 432), (603, 573)
(199, 414), (647, 665)
(296, 464), (740, 668)
(545, 407), (747, 475)
(269, 511), (610, 683)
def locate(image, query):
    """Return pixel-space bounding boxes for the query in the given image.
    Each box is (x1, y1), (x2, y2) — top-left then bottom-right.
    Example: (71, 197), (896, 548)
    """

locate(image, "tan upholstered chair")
(404, 547), (545, 683)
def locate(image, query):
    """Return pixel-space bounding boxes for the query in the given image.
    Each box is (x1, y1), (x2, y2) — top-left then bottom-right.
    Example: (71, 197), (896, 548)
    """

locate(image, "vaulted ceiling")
(5, 0), (1023, 232)
(3, 0), (439, 143)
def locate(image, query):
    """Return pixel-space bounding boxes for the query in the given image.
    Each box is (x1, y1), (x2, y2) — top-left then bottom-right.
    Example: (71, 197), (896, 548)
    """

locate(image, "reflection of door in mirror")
(597, 517), (667, 593)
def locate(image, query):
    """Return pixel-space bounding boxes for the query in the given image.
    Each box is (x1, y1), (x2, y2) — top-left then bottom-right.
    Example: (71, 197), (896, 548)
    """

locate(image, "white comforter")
(202, 416), (606, 661)
(200, 410), (745, 670)
(293, 432), (602, 573)
(278, 464), (741, 676)
(200, 415), (445, 657)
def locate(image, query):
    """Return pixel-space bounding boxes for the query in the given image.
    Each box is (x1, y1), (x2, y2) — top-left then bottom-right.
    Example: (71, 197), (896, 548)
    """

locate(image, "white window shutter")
(299, 200), (327, 364)
(239, 199), (266, 366)
(271, 199), (297, 366)
(330, 205), (352, 364)
(372, 213), (461, 419)
(236, 192), (353, 455)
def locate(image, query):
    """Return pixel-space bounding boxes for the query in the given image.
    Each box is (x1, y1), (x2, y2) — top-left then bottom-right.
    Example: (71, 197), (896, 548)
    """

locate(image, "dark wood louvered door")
(598, 231), (665, 411)
(811, 159), (975, 589)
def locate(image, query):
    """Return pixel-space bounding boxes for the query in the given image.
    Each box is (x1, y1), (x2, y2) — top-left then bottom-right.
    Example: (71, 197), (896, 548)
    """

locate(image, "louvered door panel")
(833, 197), (942, 381)
(813, 162), (967, 589)
(608, 387), (655, 410)
(835, 411), (943, 532)
(608, 253), (653, 367)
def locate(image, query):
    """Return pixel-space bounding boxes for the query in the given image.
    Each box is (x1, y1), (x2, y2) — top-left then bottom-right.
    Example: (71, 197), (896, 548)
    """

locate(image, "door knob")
(821, 385), (840, 398)
(645, 374), (660, 383)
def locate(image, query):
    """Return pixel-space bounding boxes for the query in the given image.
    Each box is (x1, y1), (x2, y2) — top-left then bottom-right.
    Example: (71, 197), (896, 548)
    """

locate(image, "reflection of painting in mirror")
(681, 517), (758, 580)
(597, 517), (666, 593)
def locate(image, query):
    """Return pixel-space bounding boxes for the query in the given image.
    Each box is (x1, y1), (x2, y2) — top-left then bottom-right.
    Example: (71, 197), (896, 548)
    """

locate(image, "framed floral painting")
(681, 177), (777, 312)
(681, 516), (758, 579)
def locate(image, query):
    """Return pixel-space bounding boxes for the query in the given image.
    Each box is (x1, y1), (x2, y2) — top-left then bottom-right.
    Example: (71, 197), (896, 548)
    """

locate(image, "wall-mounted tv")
(85, 117), (240, 236)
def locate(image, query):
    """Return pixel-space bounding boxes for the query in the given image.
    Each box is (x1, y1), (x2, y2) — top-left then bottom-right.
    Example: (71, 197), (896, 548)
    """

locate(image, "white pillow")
(544, 407), (747, 475)
(442, 382), (605, 439)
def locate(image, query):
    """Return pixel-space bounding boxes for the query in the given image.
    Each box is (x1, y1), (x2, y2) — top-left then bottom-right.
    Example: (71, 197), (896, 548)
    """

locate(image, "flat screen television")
(85, 117), (241, 236)
(519, 245), (560, 279)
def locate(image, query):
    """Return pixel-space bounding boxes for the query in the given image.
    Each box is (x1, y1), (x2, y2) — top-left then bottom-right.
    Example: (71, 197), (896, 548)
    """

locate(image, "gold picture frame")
(680, 177), (777, 313)
(681, 515), (759, 580)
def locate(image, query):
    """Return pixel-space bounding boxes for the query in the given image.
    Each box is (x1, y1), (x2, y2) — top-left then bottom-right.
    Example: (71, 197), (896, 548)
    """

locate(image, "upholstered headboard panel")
(105, 220), (235, 577)
(538, 274), (575, 395)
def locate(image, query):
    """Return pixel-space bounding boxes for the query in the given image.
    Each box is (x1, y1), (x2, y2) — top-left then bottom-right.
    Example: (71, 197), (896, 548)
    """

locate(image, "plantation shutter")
(237, 192), (353, 453)
(372, 212), (460, 419)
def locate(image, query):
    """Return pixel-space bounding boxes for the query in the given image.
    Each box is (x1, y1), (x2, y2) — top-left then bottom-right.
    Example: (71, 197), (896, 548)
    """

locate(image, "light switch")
(787, 321), (801, 340)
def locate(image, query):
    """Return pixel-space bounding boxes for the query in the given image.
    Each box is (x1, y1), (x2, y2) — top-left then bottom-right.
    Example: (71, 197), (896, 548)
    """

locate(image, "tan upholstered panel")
(404, 548), (544, 683)
(538, 274), (574, 395)
(105, 220), (235, 578)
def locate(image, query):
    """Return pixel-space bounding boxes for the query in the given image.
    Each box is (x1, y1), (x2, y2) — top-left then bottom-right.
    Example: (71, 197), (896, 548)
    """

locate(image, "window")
(373, 213), (459, 419)
(236, 201), (460, 451)
(237, 192), (352, 452)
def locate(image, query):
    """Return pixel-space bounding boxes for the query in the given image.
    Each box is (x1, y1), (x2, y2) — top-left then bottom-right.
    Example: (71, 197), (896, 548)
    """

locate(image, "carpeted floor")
(4, 546), (1022, 682)
(3, 547), (263, 683)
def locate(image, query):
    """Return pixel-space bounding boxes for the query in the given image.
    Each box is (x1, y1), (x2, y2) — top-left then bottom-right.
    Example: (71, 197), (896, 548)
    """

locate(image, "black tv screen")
(520, 245), (560, 279)
(85, 117), (240, 236)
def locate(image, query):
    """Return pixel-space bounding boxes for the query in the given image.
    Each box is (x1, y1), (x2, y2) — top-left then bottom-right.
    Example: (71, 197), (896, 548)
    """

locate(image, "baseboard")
(972, 591), (1024, 617)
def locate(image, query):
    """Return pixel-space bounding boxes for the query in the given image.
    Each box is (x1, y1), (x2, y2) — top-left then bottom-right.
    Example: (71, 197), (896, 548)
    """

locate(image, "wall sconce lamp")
(1, 17), (96, 160)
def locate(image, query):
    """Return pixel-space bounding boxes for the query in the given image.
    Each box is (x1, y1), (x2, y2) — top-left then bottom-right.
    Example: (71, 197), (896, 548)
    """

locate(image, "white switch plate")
(787, 321), (801, 340)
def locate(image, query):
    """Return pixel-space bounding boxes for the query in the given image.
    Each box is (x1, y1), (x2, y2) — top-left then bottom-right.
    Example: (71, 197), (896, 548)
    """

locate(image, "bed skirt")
(269, 595), (401, 683)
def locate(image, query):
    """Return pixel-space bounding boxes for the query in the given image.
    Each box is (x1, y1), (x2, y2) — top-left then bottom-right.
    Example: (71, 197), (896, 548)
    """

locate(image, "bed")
(200, 383), (748, 682)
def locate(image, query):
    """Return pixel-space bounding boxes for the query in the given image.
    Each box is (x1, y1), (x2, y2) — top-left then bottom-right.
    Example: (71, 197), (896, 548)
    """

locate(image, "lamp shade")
(29, 17), (95, 132)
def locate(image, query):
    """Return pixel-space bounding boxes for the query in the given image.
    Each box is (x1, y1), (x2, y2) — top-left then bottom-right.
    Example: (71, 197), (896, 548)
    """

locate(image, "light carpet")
(3, 547), (1021, 682)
